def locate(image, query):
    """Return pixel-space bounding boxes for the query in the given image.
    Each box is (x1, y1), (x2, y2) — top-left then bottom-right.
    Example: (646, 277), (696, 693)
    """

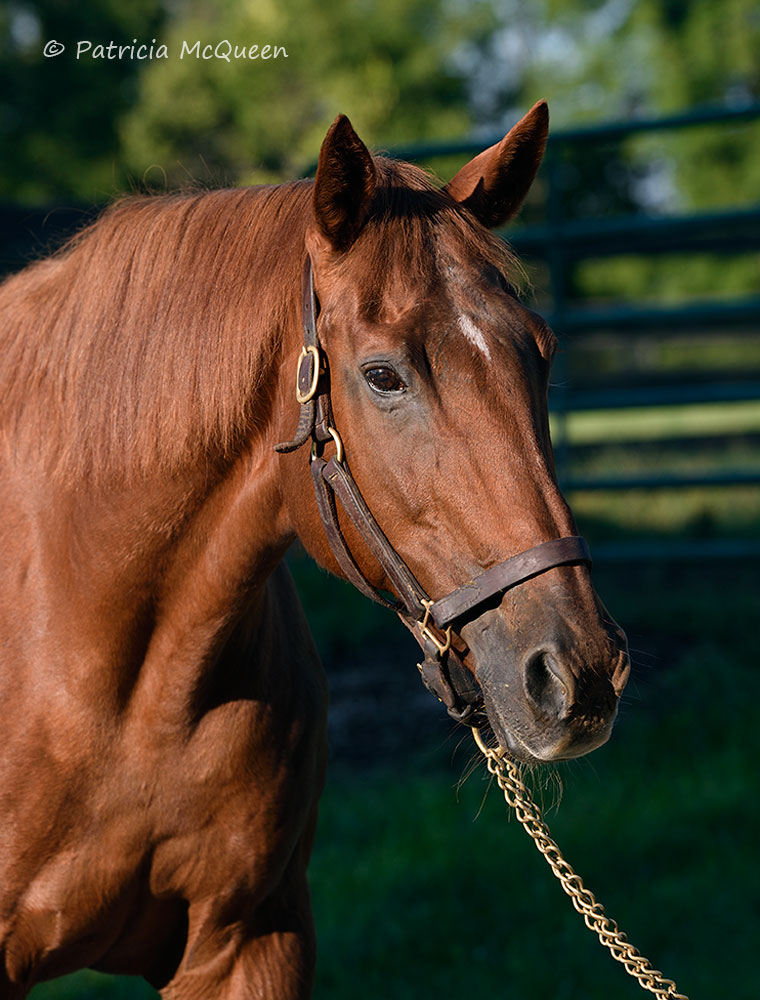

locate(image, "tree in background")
(467, 0), (760, 302)
(2, 0), (758, 218)
(0, 0), (165, 203)
(463, 0), (759, 210)
(118, 0), (497, 188)
(626, 0), (760, 211)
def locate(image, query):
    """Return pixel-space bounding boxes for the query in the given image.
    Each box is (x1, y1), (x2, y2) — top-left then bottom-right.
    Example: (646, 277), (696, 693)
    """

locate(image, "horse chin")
(478, 709), (543, 765)
(481, 699), (615, 765)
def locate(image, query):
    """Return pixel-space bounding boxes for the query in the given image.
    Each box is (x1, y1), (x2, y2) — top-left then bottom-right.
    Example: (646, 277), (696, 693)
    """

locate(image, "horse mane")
(0, 158), (523, 485)
(0, 182), (313, 483)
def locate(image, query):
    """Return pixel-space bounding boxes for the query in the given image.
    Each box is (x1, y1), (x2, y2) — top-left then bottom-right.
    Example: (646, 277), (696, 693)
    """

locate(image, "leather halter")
(275, 256), (592, 724)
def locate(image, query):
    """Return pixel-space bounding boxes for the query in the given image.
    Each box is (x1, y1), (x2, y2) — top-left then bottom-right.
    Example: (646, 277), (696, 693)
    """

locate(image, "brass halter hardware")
(417, 599), (452, 657)
(325, 426), (344, 464)
(295, 345), (321, 404)
(310, 426), (344, 465)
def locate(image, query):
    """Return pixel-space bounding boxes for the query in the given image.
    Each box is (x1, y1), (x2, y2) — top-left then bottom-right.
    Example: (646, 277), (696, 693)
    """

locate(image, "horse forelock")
(341, 157), (527, 320)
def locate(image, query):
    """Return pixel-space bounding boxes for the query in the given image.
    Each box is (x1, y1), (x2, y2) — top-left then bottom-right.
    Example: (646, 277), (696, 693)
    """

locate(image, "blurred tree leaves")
(1, 0), (759, 209)
(626, 0), (760, 212)
(118, 0), (495, 188)
(0, 0), (165, 202)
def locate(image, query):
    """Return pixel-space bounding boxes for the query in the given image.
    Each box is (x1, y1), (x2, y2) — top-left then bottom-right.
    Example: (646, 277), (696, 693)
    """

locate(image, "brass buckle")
(310, 426), (344, 465)
(418, 599), (452, 657)
(296, 345), (321, 404)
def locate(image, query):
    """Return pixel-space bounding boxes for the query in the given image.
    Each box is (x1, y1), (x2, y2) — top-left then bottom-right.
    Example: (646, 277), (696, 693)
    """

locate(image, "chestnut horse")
(0, 102), (629, 998)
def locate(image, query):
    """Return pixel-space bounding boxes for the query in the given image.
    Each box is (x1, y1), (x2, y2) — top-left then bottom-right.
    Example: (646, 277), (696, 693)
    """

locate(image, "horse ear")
(445, 100), (549, 228)
(312, 114), (376, 251)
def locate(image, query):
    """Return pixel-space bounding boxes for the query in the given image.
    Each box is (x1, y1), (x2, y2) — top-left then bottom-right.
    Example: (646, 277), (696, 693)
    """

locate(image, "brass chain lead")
(473, 729), (689, 1000)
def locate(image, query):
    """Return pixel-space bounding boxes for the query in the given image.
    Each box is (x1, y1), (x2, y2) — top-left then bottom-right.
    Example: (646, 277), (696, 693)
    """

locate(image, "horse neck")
(63, 181), (313, 602)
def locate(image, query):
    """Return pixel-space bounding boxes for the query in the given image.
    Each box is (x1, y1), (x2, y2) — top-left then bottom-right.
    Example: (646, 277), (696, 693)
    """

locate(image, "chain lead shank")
(473, 730), (689, 1000)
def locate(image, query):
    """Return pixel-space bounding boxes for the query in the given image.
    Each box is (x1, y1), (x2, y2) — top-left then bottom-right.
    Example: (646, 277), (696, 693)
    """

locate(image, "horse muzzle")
(461, 604), (630, 763)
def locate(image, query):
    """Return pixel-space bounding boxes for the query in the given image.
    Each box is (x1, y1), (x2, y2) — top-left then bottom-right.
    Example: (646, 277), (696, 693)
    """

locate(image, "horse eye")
(363, 365), (406, 394)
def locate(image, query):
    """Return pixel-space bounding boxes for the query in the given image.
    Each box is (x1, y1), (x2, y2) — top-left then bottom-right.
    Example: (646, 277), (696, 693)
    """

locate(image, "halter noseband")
(275, 256), (591, 724)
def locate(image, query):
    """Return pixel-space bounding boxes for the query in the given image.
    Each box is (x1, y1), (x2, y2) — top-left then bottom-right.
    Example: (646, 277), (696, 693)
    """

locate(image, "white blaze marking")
(458, 314), (491, 359)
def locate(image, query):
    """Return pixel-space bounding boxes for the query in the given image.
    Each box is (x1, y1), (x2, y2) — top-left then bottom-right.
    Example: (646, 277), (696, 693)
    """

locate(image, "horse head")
(279, 104), (629, 763)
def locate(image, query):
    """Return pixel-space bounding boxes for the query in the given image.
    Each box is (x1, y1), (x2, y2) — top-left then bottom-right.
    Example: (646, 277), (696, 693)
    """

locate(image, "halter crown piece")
(275, 256), (592, 723)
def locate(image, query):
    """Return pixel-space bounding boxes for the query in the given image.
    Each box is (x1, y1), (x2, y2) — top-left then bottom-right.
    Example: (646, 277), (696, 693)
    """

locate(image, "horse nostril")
(523, 649), (573, 720)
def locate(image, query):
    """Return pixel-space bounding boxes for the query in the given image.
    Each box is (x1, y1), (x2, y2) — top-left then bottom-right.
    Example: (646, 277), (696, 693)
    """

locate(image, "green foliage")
(4, 0), (759, 220)
(629, 0), (760, 113)
(1, 0), (495, 199)
(118, 0), (492, 187)
(603, 2), (760, 303)
(500, 0), (760, 132)
(0, 0), (165, 203)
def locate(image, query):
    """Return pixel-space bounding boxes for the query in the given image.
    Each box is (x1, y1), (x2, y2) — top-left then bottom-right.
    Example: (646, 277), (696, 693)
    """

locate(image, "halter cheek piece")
(275, 256), (592, 725)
